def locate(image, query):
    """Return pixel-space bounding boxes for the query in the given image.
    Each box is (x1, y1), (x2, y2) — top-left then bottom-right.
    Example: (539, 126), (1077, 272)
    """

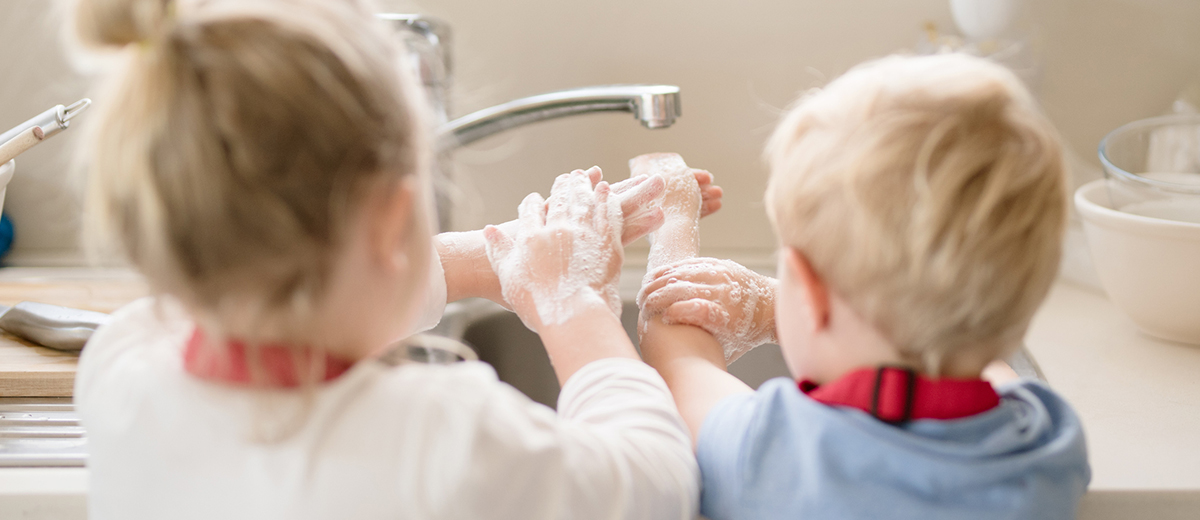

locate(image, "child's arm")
(478, 170), (701, 519)
(481, 170), (636, 383)
(630, 154), (753, 443)
(437, 167), (723, 306)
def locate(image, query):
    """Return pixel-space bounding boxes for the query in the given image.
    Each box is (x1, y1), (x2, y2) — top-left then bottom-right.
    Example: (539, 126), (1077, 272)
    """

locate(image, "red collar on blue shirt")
(183, 328), (354, 387)
(798, 366), (1000, 424)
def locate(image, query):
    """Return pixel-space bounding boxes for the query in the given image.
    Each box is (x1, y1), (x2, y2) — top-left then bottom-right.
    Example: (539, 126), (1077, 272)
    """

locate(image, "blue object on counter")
(0, 213), (14, 261)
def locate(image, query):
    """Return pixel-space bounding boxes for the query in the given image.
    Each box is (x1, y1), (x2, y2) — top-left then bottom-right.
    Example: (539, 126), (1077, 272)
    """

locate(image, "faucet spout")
(437, 85), (681, 151)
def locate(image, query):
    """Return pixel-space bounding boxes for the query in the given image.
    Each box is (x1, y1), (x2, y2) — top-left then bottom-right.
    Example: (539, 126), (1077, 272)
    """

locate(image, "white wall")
(0, 1), (91, 265)
(0, 0), (1197, 266)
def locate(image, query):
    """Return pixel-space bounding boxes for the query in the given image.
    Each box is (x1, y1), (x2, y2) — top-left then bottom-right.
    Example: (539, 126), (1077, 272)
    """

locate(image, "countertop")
(0, 268), (147, 397)
(1, 270), (1198, 518)
(1025, 281), (1200, 519)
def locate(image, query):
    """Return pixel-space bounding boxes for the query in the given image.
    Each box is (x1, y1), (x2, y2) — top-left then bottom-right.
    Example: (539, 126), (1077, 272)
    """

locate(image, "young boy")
(636, 53), (1090, 519)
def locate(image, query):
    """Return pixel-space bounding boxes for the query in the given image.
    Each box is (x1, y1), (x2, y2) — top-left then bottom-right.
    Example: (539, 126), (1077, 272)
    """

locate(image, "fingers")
(546, 171), (594, 223)
(482, 224), (515, 266)
(593, 181), (615, 239)
(642, 281), (726, 320)
(644, 256), (725, 285)
(690, 169), (723, 218)
(584, 165), (603, 186)
(615, 174), (666, 244)
(621, 207), (665, 245)
(699, 184), (723, 218)
(639, 279), (716, 311)
(611, 174), (648, 195)
(518, 192), (547, 231)
(546, 171), (578, 219)
(639, 269), (690, 305)
(662, 299), (731, 331)
(618, 174), (666, 218)
(701, 196), (722, 218)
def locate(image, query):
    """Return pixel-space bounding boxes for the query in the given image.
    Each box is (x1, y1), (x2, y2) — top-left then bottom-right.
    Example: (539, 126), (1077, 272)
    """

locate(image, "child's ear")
(782, 247), (830, 332)
(370, 179), (415, 274)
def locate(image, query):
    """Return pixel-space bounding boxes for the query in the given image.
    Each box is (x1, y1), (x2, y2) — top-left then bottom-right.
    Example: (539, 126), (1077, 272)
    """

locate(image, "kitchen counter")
(1026, 281), (1200, 519)
(1, 270), (1198, 518)
(0, 268), (147, 397)
(0, 468), (86, 517)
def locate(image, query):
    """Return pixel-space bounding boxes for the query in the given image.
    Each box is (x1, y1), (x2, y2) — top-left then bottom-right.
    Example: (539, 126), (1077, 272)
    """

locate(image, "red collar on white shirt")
(183, 328), (354, 387)
(798, 366), (1000, 424)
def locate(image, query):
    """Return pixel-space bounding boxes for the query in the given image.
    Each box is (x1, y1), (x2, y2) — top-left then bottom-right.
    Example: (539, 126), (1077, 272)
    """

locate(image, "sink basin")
(457, 300), (1045, 409)
(461, 301), (790, 408)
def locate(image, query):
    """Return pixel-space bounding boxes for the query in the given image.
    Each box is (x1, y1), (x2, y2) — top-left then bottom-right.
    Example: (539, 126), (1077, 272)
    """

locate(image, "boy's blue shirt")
(696, 377), (1090, 520)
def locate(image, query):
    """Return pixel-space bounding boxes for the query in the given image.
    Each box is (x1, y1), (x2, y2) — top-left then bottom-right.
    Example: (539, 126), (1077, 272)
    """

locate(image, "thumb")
(482, 225), (515, 268)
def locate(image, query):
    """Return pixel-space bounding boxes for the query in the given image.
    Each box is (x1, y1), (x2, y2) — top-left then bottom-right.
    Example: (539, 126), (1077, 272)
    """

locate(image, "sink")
(457, 300), (1045, 409)
(460, 301), (791, 408)
(0, 398), (85, 467)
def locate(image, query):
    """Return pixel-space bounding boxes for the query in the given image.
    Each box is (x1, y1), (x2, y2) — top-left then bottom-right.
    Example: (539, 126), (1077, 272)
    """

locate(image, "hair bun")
(74, 0), (173, 48)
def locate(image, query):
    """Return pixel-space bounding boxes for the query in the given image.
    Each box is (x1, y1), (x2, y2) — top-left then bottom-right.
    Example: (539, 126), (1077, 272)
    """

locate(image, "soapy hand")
(484, 170), (624, 332)
(599, 166), (723, 245)
(638, 257), (779, 364)
(496, 166), (722, 247)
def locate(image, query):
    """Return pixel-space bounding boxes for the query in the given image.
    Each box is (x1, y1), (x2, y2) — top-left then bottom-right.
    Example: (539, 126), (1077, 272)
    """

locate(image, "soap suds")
(485, 172), (624, 331)
(639, 258), (777, 364)
(630, 153), (701, 275)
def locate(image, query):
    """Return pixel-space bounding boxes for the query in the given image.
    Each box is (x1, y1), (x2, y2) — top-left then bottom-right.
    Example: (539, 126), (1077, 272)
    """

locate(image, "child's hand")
(437, 165), (722, 311)
(693, 168), (724, 218)
(605, 167), (724, 245)
(484, 170), (624, 332)
(628, 154), (703, 223)
(639, 258), (779, 364)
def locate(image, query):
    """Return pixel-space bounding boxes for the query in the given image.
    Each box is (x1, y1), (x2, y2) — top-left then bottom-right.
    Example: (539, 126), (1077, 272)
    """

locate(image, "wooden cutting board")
(0, 268), (148, 397)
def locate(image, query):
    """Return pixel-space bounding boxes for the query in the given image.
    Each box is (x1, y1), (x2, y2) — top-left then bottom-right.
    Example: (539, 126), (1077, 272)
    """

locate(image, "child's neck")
(816, 340), (990, 383)
(811, 296), (988, 383)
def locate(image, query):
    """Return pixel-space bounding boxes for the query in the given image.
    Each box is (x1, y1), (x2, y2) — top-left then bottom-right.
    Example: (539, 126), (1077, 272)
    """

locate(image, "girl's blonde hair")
(74, 0), (432, 340)
(765, 54), (1067, 375)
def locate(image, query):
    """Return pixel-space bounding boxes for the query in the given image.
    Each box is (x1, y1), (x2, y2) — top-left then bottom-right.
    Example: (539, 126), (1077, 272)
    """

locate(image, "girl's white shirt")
(75, 251), (699, 520)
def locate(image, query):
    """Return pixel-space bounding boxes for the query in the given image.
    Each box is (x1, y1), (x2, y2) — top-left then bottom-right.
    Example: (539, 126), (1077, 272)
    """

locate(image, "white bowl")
(0, 160), (13, 215)
(1075, 179), (1200, 344)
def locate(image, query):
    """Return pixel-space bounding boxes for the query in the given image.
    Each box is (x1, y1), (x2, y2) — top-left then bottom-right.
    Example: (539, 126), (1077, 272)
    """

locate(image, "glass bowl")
(1099, 114), (1200, 224)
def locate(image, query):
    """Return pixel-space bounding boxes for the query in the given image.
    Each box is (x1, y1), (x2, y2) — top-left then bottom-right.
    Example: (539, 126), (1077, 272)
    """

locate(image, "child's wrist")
(538, 292), (639, 378)
(520, 285), (608, 329)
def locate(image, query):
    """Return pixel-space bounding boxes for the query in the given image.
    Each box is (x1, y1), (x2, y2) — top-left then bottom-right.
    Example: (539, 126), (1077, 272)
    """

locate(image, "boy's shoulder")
(696, 377), (1090, 520)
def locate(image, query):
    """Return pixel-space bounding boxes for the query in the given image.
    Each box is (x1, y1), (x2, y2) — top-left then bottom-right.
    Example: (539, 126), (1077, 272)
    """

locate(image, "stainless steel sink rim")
(0, 398), (86, 467)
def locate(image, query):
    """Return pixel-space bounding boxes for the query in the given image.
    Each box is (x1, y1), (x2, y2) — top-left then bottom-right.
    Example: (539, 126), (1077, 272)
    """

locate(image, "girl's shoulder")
(75, 296), (193, 401)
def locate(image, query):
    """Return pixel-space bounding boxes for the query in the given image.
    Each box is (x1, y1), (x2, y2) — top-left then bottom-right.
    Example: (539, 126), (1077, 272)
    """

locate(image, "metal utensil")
(0, 99), (91, 147)
(0, 302), (110, 352)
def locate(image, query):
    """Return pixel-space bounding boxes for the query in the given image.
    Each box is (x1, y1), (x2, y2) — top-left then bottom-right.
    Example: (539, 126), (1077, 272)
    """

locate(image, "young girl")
(72, 0), (713, 518)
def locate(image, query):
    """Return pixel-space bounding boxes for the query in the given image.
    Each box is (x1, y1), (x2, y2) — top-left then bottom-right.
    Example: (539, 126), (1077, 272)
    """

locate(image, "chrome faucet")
(379, 15), (682, 152)
(436, 85), (681, 151)
(382, 13), (682, 233)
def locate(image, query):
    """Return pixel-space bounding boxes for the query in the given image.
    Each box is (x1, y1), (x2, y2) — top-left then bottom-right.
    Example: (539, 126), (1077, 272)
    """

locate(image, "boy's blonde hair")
(765, 54), (1066, 375)
(75, 0), (432, 340)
